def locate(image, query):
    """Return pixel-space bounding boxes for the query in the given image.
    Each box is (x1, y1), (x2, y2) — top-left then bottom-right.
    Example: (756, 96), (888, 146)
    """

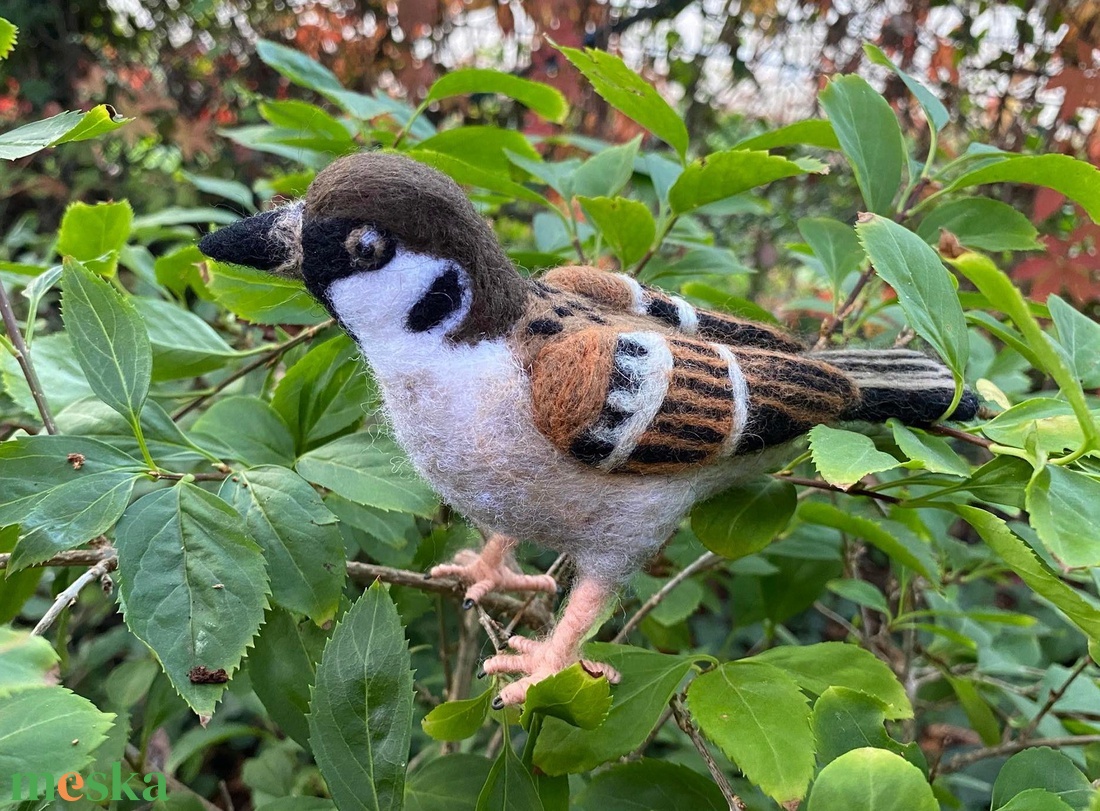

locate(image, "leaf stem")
(130, 415), (158, 470)
(0, 280), (57, 433)
(31, 552), (117, 636)
(669, 695), (745, 810)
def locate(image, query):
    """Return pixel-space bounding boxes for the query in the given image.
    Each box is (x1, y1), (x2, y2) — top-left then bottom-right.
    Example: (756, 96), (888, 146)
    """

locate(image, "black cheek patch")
(406, 267), (464, 332)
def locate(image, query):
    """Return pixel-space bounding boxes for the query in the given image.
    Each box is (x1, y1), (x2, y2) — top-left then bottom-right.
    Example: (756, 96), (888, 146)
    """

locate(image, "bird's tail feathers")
(811, 348), (978, 424)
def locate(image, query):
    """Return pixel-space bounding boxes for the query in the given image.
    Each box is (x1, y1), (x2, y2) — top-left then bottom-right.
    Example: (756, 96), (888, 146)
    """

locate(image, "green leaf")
(425, 69), (568, 124)
(115, 483), (269, 718)
(809, 425), (900, 488)
(248, 607), (324, 750)
(0, 435), (143, 570)
(943, 155), (1100, 223)
(557, 46), (688, 160)
(272, 335), (374, 452)
(991, 747), (1093, 811)
(0, 18), (16, 59)
(521, 663), (613, 730)
(309, 582), (414, 811)
(982, 399), (1093, 455)
(945, 675), (1000, 746)
(826, 579), (890, 616)
(0, 332), (95, 416)
(997, 789), (1076, 811)
(687, 661), (814, 803)
(0, 111), (82, 160)
(575, 760), (727, 811)
(1026, 466), (1100, 569)
(534, 645), (695, 775)
(0, 627), (59, 696)
(1049, 294), (1100, 388)
(297, 430), (438, 517)
(799, 502), (937, 580)
(191, 396), (297, 467)
(805, 748), (936, 811)
(220, 466), (345, 623)
(259, 99), (355, 145)
(405, 754), (493, 811)
(752, 642), (912, 720)
(422, 691), (491, 742)
(669, 149), (824, 215)
(954, 506), (1100, 640)
(856, 214), (969, 380)
(734, 119), (839, 151)
(0, 526), (42, 623)
(416, 127), (540, 175)
(915, 198), (1041, 252)
(798, 217), (865, 296)
(182, 172), (256, 213)
(0, 688), (115, 798)
(887, 419), (970, 476)
(256, 39), (345, 96)
(863, 44), (948, 132)
(52, 104), (131, 146)
(209, 261), (327, 325)
(407, 149), (552, 207)
(476, 731), (545, 811)
(820, 75), (905, 215)
(691, 477), (797, 559)
(632, 572), (705, 627)
(811, 687), (915, 766)
(577, 196), (656, 268)
(571, 136), (641, 199)
(133, 297), (241, 380)
(57, 200), (133, 276)
(61, 258), (152, 425)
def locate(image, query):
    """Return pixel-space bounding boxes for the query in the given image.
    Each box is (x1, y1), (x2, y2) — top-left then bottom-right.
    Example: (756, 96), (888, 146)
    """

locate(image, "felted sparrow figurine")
(199, 152), (976, 708)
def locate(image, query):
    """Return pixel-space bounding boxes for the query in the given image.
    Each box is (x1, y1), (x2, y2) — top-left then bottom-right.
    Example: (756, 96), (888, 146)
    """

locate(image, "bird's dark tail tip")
(812, 348), (978, 424)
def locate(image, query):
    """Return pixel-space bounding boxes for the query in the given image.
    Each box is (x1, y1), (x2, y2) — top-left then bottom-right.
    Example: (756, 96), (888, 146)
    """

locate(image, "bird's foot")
(429, 548), (557, 609)
(481, 635), (621, 708)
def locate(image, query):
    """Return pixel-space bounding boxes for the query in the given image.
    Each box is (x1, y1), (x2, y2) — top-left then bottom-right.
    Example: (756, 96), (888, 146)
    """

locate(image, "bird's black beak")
(198, 203), (303, 278)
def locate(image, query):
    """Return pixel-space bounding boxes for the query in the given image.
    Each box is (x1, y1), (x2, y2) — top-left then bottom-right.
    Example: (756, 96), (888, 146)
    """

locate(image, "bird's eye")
(348, 228), (394, 272)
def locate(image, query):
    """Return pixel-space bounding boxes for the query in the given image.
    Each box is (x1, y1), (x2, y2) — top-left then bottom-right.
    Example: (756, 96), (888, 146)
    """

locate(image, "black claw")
(491, 696), (504, 711)
(476, 667), (486, 680)
(462, 598), (475, 610)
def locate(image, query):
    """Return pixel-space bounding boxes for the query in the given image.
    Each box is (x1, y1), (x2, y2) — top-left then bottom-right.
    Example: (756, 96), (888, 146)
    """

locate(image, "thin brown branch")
(32, 553), (118, 636)
(1020, 658), (1090, 742)
(774, 474), (902, 504)
(502, 553), (566, 638)
(125, 745), (221, 811)
(938, 734), (1100, 775)
(814, 264), (875, 350)
(0, 281), (57, 434)
(613, 552), (721, 643)
(172, 319), (334, 420)
(927, 424), (992, 449)
(670, 695), (745, 811)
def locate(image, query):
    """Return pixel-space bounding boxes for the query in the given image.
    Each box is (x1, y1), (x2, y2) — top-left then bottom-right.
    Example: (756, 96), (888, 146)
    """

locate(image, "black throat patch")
(406, 266), (465, 333)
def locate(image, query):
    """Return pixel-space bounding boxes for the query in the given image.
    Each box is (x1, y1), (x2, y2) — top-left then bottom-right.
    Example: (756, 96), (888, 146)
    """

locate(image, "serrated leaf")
(1026, 466), (1100, 569)
(687, 661), (814, 803)
(887, 419), (970, 476)
(798, 217), (865, 296)
(405, 754), (493, 811)
(982, 399), (1093, 455)
(191, 396), (297, 467)
(1049, 294), (1100, 388)
(249, 607), (324, 749)
(557, 46), (688, 160)
(809, 425), (900, 488)
(297, 430), (438, 517)
(0, 18), (16, 59)
(521, 663), (612, 730)
(208, 261), (327, 325)
(52, 104), (130, 146)
(0, 688), (115, 799)
(752, 642), (913, 720)
(812, 687), (918, 767)
(57, 201), (133, 276)
(691, 477), (797, 559)
(417, 127), (540, 175)
(132, 297), (241, 380)
(407, 148), (552, 208)
(734, 119), (839, 151)
(0, 627), (59, 696)
(309, 582), (414, 811)
(534, 645), (695, 775)
(799, 502), (937, 580)
(0, 435), (143, 570)
(271, 335), (374, 452)
(805, 748), (936, 811)
(991, 747), (1093, 811)
(575, 759), (727, 811)
(61, 258), (151, 425)
(943, 154), (1100, 223)
(863, 43), (948, 132)
(220, 466), (345, 623)
(0, 111), (83, 160)
(856, 214), (969, 380)
(115, 483), (269, 717)
(577, 196), (655, 268)
(669, 149), (822, 215)
(572, 136), (641, 200)
(422, 690), (491, 742)
(425, 69), (568, 124)
(915, 197), (1041, 252)
(476, 730), (544, 811)
(820, 75), (905, 215)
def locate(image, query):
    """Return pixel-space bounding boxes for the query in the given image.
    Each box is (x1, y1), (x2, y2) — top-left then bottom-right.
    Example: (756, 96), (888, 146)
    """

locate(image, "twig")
(0, 281), (57, 433)
(0, 548), (113, 569)
(31, 554), (118, 636)
(670, 695), (745, 811)
(125, 745), (221, 811)
(927, 424), (992, 449)
(633, 215), (679, 278)
(502, 553), (567, 638)
(172, 319), (334, 420)
(814, 264), (876, 350)
(813, 600), (861, 640)
(938, 734), (1100, 775)
(774, 474), (902, 504)
(613, 552), (721, 643)
(1020, 658), (1090, 742)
